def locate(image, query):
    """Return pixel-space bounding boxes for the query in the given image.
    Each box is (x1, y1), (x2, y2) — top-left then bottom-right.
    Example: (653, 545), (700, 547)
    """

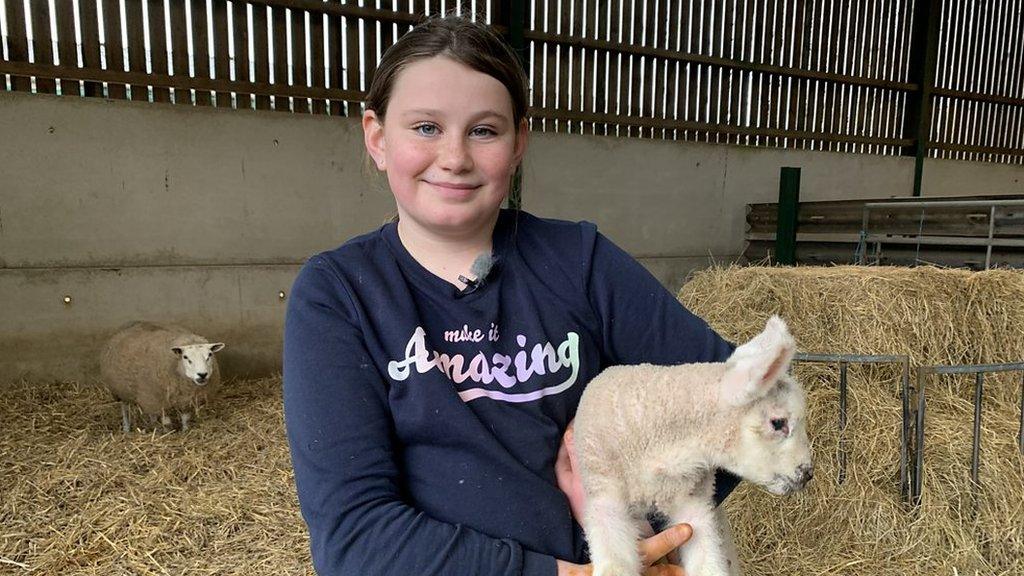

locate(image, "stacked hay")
(0, 377), (313, 575)
(679, 265), (1024, 576)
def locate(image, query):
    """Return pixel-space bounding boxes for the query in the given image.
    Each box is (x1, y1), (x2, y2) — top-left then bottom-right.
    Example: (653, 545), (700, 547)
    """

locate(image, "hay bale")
(679, 265), (1024, 576)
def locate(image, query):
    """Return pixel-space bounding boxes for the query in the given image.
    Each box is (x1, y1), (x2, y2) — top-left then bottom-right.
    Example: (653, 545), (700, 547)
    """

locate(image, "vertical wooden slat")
(311, 8), (326, 114)
(542, 0), (555, 131)
(79, 0), (103, 96)
(866, 0), (882, 154)
(364, 10), (378, 100)
(170, 0), (191, 104)
(827, 0), (843, 152)
(713, 0), (727, 143)
(149, 0), (171, 103)
(192, 0), (213, 105)
(759, 0), (773, 147)
(379, 2), (395, 65)
(31, 0), (56, 93)
(771, 0), (785, 148)
(271, 4), (288, 111)
(558, 0), (571, 134)
(325, 6), (342, 115)
(580, 0), (594, 134)
(577, 0), (591, 134)
(745, 0), (761, 145)
(253, 3), (271, 109)
(666, 0), (682, 140)
(605, 0), (621, 136)
(653, 0), (668, 138)
(53, 0), (78, 93)
(213, 0), (231, 107)
(648, 0), (665, 139)
(344, 1), (360, 117)
(291, 7), (309, 113)
(102, 0), (127, 99)
(793, 0), (810, 148)
(125, 0), (147, 101)
(233, 0), (253, 110)
(850, 0), (865, 152)
(3, 0), (30, 91)
(55, 0), (79, 96)
(701, 0), (715, 142)
(727, 0), (743, 144)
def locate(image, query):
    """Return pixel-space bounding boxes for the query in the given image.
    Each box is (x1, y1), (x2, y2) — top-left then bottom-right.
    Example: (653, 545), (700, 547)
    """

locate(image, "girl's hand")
(555, 421), (586, 523)
(555, 523), (694, 576)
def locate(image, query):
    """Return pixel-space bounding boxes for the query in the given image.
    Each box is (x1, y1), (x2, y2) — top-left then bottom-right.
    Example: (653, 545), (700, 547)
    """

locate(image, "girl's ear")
(362, 110), (386, 170)
(513, 118), (529, 166)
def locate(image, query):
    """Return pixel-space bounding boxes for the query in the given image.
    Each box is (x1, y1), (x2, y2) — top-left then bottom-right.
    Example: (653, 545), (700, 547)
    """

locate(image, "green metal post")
(903, 0), (942, 197)
(776, 167), (801, 265)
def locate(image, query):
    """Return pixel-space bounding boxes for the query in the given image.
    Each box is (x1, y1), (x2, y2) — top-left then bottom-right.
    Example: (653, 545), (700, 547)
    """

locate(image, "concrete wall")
(3, 90), (1023, 383)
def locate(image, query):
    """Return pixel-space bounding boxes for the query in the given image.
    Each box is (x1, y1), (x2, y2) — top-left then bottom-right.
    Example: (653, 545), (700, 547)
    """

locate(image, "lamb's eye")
(771, 418), (788, 432)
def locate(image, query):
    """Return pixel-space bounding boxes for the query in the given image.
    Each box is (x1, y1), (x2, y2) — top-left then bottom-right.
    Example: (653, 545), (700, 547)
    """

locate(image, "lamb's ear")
(720, 315), (796, 406)
(171, 346), (184, 356)
(208, 342), (225, 354)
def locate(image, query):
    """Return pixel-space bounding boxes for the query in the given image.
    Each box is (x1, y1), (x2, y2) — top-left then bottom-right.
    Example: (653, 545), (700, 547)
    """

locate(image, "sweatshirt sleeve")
(283, 257), (556, 576)
(583, 229), (741, 504)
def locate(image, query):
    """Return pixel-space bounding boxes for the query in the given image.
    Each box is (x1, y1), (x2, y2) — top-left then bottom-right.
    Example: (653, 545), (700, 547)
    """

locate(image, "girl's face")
(363, 56), (528, 238)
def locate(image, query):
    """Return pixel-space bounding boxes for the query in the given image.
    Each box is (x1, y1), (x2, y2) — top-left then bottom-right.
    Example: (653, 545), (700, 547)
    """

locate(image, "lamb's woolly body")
(573, 316), (812, 576)
(100, 321), (221, 417)
(575, 362), (739, 508)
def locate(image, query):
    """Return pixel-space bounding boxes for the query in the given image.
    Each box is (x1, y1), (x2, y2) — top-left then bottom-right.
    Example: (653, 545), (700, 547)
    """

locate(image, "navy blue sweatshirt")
(283, 209), (737, 576)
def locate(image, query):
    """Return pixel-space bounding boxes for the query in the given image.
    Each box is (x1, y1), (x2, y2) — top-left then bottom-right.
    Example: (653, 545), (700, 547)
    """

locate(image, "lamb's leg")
(665, 495), (730, 576)
(583, 482), (642, 576)
(160, 411), (172, 428)
(180, 412), (191, 431)
(120, 402), (131, 433)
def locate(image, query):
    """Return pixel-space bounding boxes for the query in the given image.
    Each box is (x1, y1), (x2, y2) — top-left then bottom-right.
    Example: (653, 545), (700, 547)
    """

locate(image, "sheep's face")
(731, 376), (814, 495)
(719, 315), (814, 495)
(171, 343), (225, 385)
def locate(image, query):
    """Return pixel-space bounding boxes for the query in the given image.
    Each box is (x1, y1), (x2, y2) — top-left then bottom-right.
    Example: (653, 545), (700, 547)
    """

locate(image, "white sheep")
(573, 315), (813, 576)
(100, 321), (225, 432)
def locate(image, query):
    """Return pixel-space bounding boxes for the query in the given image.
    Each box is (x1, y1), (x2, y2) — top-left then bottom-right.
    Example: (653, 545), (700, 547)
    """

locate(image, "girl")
(283, 15), (738, 576)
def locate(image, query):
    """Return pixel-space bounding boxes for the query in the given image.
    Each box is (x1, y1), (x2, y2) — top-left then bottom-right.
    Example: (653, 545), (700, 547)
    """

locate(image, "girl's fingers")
(639, 524), (693, 565)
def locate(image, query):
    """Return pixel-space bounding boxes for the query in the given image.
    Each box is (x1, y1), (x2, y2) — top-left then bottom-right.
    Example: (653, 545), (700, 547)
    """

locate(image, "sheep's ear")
(720, 315), (796, 406)
(171, 346), (184, 356)
(209, 342), (225, 353)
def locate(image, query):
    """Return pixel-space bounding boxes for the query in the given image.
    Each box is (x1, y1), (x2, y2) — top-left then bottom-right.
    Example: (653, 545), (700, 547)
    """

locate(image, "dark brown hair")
(364, 16), (529, 125)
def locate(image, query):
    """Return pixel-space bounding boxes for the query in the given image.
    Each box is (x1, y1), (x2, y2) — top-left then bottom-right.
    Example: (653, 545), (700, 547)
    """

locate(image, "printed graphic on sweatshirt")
(387, 323), (580, 403)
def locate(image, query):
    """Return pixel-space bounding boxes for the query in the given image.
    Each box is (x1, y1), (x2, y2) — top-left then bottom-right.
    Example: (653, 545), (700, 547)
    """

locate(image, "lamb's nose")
(797, 463), (814, 484)
(196, 372), (208, 381)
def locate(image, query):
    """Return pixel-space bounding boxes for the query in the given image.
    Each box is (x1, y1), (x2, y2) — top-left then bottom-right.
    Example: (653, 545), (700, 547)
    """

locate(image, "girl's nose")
(438, 137), (474, 172)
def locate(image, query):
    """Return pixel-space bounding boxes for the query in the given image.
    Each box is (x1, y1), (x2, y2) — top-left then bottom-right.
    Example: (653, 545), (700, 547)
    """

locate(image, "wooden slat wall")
(0, 1), (1021, 164)
(932, 0), (1024, 165)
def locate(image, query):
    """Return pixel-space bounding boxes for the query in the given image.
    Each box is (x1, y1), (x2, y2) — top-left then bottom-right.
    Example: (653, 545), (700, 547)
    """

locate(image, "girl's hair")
(364, 16), (529, 125)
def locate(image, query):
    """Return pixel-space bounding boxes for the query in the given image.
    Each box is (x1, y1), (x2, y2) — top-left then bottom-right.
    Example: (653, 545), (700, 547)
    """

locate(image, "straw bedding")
(679, 265), (1024, 576)
(0, 377), (312, 575)
(2, 265), (1021, 575)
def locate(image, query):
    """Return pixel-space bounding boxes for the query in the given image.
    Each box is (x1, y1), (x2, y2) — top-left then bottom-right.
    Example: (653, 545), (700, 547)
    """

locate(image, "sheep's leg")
(180, 412), (191, 431)
(120, 402), (131, 433)
(665, 495), (731, 576)
(583, 482), (642, 576)
(160, 411), (172, 428)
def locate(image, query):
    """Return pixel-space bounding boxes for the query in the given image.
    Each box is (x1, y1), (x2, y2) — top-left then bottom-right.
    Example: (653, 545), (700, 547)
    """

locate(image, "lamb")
(573, 315), (813, 576)
(100, 321), (225, 432)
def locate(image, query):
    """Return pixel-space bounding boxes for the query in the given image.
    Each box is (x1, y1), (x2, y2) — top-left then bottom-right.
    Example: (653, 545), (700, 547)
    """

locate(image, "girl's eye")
(414, 124), (438, 136)
(471, 126), (497, 137)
